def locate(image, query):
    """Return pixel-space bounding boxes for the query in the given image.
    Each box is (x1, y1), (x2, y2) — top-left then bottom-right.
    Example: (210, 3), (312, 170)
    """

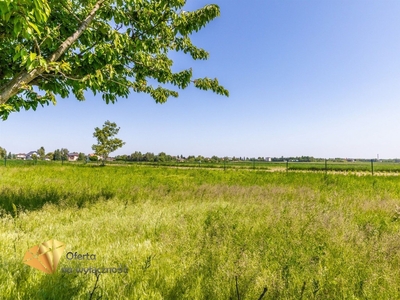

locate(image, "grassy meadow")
(1, 163), (400, 299)
(6, 158), (400, 173)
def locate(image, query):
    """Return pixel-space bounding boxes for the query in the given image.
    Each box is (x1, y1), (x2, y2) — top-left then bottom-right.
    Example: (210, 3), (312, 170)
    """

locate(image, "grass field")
(1, 163), (400, 299)
(6, 158), (400, 173)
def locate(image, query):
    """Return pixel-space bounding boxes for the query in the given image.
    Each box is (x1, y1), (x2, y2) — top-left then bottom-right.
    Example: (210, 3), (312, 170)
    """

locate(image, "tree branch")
(47, 0), (107, 63)
(37, 72), (83, 82)
(34, 39), (41, 56)
(59, 1), (82, 23)
(77, 41), (100, 58)
(0, 0), (107, 105)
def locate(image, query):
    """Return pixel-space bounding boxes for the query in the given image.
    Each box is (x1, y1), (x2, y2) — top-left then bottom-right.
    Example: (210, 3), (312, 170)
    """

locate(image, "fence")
(2, 157), (399, 175)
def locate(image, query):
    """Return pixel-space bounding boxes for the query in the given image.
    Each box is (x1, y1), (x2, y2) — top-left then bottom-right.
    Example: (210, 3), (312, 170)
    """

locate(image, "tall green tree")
(60, 148), (69, 161)
(130, 151), (142, 162)
(92, 120), (125, 164)
(78, 152), (86, 161)
(0, 0), (228, 120)
(46, 152), (54, 160)
(144, 152), (155, 162)
(37, 146), (45, 160)
(53, 149), (61, 160)
(0, 146), (6, 158)
(158, 152), (166, 162)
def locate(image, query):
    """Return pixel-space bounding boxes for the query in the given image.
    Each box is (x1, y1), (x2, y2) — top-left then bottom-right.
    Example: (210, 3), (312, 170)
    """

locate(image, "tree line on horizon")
(1, 147), (400, 163)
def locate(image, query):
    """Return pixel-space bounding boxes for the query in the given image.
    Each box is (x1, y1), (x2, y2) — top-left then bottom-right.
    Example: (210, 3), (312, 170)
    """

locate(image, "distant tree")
(211, 155), (219, 163)
(297, 156), (315, 162)
(46, 152), (54, 160)
(78, 152), (86, 161)
(130, 151), (143, 162)
(0, 147), (6, 159)
(195, 155), (204, 162)
(115, 154), (127, 161)
(158, 152), (167, 162)
(187, 155), (195, 162)
(89, 155), (98, 162)
(53, 149), (61, 161)
(60, 148), (69, 161)
(7, 152), (12, 159)
(92, 121), (125, 165)
(144, 152), (155, 162)
(37, 146), (45, 160)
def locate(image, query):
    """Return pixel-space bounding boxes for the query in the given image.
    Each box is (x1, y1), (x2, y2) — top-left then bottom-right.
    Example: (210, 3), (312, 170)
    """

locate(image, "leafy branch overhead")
(0, 0), (229, 120)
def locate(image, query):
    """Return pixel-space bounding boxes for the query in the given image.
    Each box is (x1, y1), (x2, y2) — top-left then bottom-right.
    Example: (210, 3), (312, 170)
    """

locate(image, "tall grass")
(1, 164), (400, 299)
(5, 158), (400, 172)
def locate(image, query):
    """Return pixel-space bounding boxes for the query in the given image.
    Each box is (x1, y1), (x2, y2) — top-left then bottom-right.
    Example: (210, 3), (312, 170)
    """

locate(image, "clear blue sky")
(1, 0), (400, 159)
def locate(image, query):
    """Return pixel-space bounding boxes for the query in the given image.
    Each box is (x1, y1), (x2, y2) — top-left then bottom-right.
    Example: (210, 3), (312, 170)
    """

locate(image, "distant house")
(26, 151), (39, 160)
(68, 152), (79, 161)
(16, 153), (26, 160)
(265, 157), (272, 162)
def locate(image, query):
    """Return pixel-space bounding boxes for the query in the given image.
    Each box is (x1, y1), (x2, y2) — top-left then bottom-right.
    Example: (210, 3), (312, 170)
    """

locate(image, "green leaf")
(30, 52), (37, 62)
(13, 20), (22, 36)
(28, 21), (41, 35)
(13, 52), (21, 62)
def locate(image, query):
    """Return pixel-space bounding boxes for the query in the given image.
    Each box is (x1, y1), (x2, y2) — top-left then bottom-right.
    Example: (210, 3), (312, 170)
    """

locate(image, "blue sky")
(1, 0), (400, 159)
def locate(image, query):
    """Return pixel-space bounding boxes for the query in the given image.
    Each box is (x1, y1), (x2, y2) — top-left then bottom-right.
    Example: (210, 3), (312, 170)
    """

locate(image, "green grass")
(126, 160), (400, 172)
(1, 164), (400, 299)
(6, 158), (400, 173)
(285, 161), (400, 173)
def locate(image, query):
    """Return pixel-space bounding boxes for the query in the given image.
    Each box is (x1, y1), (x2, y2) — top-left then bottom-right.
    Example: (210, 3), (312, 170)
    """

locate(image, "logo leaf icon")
(23, 239), (66, 274)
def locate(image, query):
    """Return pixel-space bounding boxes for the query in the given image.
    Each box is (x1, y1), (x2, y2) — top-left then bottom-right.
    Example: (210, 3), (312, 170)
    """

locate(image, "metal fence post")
(371, 159), (374, 176)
